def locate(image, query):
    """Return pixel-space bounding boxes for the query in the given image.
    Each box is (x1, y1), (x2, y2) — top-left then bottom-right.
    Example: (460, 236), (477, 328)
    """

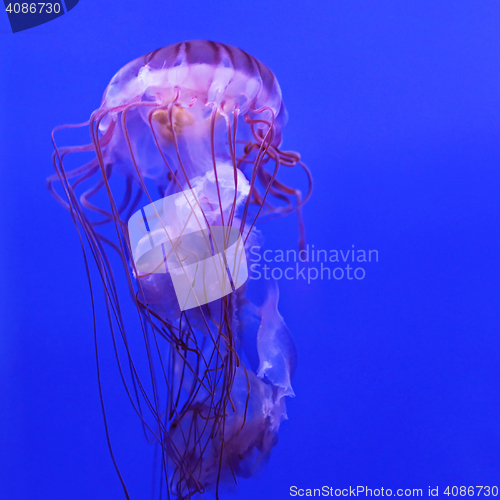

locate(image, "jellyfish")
(48, 40), (312, 499)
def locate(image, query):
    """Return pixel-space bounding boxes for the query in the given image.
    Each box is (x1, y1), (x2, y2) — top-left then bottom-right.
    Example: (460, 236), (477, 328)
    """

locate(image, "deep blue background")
(1, 1), (499, 499)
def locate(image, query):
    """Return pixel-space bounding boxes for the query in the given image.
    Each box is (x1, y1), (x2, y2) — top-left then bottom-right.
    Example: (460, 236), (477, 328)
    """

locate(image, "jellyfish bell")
(49, 40), (311, 499)
(94, 41), (295, 189)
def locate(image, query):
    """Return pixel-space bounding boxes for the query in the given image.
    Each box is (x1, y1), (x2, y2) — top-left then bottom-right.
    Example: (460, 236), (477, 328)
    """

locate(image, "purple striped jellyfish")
(49, 40), (312, 499)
